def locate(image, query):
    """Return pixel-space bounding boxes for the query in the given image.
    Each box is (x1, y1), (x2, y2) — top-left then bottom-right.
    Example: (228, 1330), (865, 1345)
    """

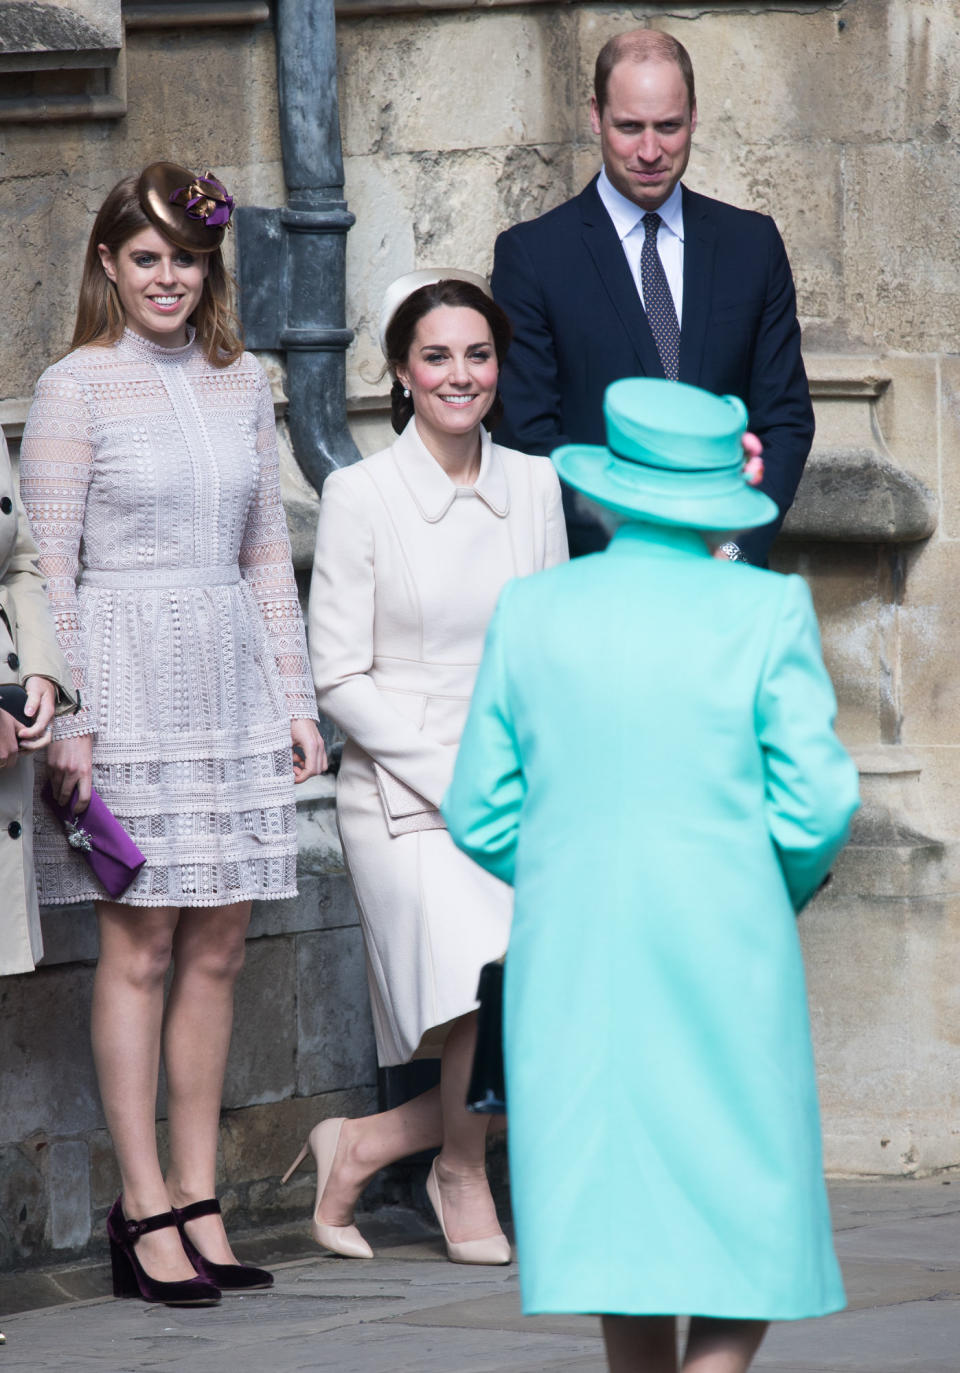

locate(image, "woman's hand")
(15, 676), (57, 752)
(47, 733), (94, 811)
(291, 718), (327, 784)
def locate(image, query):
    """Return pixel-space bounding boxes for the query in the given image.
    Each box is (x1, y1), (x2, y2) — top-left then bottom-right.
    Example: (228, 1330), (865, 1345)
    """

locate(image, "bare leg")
(91, 900), (195, 1281)
(163, 901), (252, 1266)
(310, 1013), (498, 1242)
(432, 1011), (500, 1242)
(682, 1318), (768, 1373)
(602, 1315), (678, 1373)
(313, 1085), (443, 1225)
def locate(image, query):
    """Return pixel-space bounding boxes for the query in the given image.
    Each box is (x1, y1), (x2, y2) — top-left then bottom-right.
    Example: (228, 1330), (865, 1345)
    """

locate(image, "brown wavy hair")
(69, 171), (243, 367)
(384, 279), (512, 435)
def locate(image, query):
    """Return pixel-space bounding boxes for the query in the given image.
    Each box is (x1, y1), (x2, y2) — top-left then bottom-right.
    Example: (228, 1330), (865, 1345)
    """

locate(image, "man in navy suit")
(492, 29), (814, 563)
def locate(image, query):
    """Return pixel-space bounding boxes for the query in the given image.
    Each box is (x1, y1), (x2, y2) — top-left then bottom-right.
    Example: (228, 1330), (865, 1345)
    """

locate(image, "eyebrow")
(417, 341), (492, 351)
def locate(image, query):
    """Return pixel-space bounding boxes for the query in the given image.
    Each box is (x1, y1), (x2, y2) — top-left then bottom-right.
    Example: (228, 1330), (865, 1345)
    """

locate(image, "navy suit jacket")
(491, 178), (814, 563)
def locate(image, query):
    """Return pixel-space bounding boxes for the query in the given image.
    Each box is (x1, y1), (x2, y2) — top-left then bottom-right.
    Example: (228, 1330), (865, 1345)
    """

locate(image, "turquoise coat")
(443, 522), (860, 1320)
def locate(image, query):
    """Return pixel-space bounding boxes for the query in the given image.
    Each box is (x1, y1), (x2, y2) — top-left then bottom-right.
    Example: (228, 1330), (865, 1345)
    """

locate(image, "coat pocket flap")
(373, 762), (446, 837)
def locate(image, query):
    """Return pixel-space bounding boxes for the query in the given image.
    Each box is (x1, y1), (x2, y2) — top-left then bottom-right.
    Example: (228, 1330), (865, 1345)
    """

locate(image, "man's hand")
(714, 432), (764, 561)
(742, 430), (764, 487)
(15, 676), (57, 752)
(0, 709), (19, 770)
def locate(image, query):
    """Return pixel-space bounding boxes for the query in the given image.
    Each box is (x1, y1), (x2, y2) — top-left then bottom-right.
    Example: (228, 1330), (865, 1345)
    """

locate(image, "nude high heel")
(281, 1117), (374, 1259)
(425, 1160), (511, 1266)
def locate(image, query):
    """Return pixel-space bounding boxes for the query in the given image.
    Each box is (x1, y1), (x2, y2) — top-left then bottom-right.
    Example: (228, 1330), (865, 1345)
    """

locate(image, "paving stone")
(2, 1180), (959, 1372)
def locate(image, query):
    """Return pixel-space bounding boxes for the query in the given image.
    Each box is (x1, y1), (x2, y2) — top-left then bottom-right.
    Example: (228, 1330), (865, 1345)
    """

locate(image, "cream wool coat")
(0, 432), (75, 975)
(309, 418), (567, 1064)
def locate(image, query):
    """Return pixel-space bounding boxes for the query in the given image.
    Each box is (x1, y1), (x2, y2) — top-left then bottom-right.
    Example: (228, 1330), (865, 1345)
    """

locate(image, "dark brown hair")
(70, 171), (243, 367)
(594, 30), (696, 117)
(384, 279), (513, 435)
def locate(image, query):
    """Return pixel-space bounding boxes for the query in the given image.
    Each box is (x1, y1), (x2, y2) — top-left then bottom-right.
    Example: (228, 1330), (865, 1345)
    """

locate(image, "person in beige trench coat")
(291, 271), (568, 1266)
(0, 430), (77, 976)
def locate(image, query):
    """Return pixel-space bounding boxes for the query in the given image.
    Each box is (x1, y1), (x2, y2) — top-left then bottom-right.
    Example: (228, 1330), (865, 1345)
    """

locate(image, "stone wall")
(2, 0), (960, 1271)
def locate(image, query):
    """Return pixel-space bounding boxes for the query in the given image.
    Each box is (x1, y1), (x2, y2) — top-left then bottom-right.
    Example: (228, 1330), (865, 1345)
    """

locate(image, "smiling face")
(98, 225), (209, 348)
(395, 305), (499, 448)
(590, 57), (696, 212)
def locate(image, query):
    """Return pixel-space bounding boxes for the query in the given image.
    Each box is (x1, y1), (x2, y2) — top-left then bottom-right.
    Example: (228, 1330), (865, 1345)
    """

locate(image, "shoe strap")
(173, 1198), (222, 1223)
(122, 1208), (178, 1239)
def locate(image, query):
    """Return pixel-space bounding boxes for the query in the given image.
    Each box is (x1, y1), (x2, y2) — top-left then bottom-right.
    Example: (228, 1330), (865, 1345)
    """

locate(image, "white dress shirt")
(596, 168), (685, 324)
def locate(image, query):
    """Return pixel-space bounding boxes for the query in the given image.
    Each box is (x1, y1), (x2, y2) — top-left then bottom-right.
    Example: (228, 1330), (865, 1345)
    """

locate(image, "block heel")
(106, 1197), (221, 1306)
(109, 1233), (141, 1297)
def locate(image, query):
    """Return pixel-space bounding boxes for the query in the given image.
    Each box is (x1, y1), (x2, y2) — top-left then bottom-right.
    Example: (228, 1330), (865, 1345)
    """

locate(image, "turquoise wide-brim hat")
(552, 377), (778, 532)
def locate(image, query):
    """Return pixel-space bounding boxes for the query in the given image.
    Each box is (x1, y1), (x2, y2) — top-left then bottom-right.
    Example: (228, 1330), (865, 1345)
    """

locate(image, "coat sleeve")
(738, 217), (815, 566)
(491, 228), (570, 459)
(19, 367), (96, 736)
(308, 467), (455, 807)
(756, 575), (859, 912)
(3, 456), (77, 715)
(540, 460), (569, 569)
(442, 588), (525, 886)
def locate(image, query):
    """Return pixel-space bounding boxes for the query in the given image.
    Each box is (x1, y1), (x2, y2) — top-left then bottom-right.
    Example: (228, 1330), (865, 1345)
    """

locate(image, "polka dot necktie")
(641, 212), (680, 381)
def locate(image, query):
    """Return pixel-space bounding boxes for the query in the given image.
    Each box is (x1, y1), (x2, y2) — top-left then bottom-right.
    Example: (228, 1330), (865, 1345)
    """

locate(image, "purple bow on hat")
(169, 173), (235, 230)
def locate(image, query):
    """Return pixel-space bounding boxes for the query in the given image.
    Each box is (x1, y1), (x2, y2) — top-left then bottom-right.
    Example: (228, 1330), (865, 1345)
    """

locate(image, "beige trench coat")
(1, 431), (76, 975)
(309, 420), (568, 1064)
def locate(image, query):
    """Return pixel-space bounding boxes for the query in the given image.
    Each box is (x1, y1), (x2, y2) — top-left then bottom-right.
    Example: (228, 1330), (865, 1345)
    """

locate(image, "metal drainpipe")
(235, 0), (360, 492)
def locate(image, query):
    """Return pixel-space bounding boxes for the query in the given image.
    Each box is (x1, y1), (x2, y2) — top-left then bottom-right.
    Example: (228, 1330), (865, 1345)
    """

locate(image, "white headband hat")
(378, 268), (493, 356)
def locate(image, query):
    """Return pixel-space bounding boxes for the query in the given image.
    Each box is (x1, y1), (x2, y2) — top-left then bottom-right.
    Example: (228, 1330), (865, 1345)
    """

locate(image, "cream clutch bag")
(374, 763), (447, 836)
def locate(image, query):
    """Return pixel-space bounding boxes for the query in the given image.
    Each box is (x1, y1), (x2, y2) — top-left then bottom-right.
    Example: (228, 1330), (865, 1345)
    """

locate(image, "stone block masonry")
(0, 776), (380, 1270)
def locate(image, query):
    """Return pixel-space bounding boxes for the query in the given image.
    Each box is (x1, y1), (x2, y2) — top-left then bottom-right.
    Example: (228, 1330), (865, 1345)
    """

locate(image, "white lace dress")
(19, 329), (317, 908)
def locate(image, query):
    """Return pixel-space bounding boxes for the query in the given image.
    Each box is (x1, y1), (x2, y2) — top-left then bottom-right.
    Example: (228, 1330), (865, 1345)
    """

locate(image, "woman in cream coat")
(298, 271), (567, 1263)
(1, 430), (76, 976)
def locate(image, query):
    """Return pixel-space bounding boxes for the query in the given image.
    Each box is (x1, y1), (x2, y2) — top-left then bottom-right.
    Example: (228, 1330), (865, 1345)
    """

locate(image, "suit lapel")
(678, 186), (716, 385)
(578, 180), (664, 379)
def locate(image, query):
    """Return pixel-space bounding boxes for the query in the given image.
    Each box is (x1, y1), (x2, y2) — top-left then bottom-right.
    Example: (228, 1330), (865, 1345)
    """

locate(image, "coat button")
(0, 496), (12, 514)
(8, 821), (22, 839)
(6, 652), (18, 670)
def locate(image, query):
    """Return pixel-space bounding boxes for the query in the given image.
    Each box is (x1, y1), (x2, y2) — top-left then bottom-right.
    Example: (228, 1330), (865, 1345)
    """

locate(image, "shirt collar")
(596, 167), (685, 244)
(393, 418), (510, 522)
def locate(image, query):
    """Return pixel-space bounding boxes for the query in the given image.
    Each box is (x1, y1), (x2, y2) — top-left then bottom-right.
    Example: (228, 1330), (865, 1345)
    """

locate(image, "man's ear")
(589, 95), (603, 138)
(690, 100), (698, 136)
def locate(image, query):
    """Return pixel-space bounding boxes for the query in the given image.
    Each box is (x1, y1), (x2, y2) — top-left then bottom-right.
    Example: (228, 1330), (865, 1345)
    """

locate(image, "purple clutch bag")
(41, 781), (146, 899)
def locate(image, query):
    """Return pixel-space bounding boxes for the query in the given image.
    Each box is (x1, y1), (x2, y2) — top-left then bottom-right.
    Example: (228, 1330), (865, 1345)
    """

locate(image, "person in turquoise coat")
(442, 377), (860, 1373)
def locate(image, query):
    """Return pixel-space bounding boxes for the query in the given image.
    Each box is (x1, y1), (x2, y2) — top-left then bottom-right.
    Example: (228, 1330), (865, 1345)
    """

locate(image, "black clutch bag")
(0, 682), (31, 726)
(466, 958), (506, 1115)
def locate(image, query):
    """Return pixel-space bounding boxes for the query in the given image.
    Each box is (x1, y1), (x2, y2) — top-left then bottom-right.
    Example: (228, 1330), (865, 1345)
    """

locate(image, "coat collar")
(393, 418), (510, 523)
(608, 520), (713, 561)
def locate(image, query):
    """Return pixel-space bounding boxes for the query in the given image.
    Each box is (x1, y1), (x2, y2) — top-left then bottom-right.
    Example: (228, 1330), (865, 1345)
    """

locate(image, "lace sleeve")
(239, 365), (318, 721)
(19, 366), (96, 738)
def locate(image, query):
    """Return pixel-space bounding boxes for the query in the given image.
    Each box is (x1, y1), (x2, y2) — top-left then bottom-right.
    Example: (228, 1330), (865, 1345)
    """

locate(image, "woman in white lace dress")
(19, 164), (324, 1305)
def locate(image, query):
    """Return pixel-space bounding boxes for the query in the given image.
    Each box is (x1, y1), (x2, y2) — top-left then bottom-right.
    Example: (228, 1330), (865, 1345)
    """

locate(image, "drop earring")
(403, 387), (410, 399)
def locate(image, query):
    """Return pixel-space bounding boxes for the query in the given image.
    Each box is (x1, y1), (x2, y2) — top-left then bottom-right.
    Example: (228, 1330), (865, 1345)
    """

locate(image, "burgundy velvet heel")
(173, 1198), (274, 1291)
(106, 1197), (221, 1306)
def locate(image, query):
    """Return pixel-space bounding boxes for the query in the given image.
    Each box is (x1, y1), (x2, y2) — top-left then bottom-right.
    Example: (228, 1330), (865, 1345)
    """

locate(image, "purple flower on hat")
(169, 172), (234, 230)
